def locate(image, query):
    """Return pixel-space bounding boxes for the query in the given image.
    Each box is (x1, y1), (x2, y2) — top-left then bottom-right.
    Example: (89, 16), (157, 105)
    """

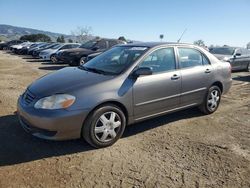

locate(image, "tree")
(56, 35), (65, 43)
(60, 35), (65, 43)
(247, 42), (250, 49)
(194, 39), (205, 46)
(71, 26), (92, 43)
(118, 36), (126, 42)
(56, 36), (61, 42)
(68, 39), (73, 43)
(159, 34), (164, 41)
(20, 34), (51, 42)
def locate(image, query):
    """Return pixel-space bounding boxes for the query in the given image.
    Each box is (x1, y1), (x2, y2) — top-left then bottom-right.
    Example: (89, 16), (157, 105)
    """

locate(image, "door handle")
(205, 69), (211, 73)
(171, 74), (180, 80)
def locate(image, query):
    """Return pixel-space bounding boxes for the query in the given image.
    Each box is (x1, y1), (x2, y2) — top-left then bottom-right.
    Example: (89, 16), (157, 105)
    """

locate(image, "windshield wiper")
(79, 66), (115, 75)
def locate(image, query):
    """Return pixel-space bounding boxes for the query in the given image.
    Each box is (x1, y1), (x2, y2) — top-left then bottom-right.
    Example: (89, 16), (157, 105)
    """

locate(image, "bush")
(20, 34), (51, 42)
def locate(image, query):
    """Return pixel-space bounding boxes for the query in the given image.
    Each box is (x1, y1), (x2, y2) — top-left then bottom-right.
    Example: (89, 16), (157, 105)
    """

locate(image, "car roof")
(121, 42), (195, 48)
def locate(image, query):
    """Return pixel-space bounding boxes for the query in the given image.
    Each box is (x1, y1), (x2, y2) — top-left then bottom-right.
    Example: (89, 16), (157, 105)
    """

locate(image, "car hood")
(41, 49), (57, 54)
(28, 67), (113, 97)
(212, 54), (232, 60)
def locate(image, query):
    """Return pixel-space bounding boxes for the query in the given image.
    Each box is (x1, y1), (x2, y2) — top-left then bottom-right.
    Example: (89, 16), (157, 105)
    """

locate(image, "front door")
(132, 47), (181, 121)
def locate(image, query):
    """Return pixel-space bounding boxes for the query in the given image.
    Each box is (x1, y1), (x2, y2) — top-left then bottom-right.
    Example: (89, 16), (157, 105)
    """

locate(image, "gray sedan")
(210, 47), (250, 71)
(17, 42), (232, 148)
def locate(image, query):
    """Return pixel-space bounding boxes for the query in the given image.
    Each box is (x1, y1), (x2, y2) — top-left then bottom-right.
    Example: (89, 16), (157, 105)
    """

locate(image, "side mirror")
(235, 53), (241, 56)
(132, 67), (153, 77)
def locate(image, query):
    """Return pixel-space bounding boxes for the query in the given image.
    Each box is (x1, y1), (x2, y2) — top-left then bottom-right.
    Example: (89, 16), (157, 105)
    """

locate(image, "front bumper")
(39, 54), (50, 60)
(17, 96), (89, 140)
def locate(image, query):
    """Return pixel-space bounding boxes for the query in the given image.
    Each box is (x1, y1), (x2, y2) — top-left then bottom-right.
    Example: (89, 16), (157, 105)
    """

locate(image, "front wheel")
(50, 54), (57, 63)
(79, 57), (85, 66)
(199, 85), (221, 114)
(82, 104), (126, 148)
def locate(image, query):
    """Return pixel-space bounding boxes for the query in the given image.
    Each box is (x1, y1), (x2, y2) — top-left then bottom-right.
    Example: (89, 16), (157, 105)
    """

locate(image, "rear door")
(177, 47), (214, 106)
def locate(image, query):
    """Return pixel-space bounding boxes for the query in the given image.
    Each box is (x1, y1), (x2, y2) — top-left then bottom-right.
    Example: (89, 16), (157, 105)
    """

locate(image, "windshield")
(51, 44), (62, 49)
(79, 40), (97, 49)
(210, 47), (235, 55)
(82, 46), (149, 75)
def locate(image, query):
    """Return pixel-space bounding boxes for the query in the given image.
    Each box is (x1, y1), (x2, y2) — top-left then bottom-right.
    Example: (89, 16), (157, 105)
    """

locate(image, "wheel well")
(83, 101), (129, 127)
(95, 101), (128, 120)
(212, 81), (223, 93)
(50, 54), (55, 58)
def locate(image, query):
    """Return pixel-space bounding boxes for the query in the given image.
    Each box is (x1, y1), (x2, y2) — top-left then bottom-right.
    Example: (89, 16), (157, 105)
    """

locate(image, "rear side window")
(108, 40), (119, 48)
(96, 40), (108, 49)
(178, 48), (209, 68)
(139, 48), (176, 73)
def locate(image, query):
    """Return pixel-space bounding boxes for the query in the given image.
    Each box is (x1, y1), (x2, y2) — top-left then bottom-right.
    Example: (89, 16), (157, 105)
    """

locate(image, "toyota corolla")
(17, 42), (232, 148)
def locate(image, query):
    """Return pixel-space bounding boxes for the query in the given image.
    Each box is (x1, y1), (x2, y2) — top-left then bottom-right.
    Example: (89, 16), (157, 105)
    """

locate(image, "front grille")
(23, 89), (36, 105)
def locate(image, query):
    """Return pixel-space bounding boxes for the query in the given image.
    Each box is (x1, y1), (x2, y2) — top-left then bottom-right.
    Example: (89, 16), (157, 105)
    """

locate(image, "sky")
(0, 0), (250, 47)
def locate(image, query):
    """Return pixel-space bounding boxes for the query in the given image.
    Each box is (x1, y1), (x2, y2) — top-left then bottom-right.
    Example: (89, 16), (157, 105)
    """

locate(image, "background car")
(27, 42), (48, 55)
(39, 43), (80, 62)
(10, 42), (33, 53)
(32, 43), (58, 57)
(17, 42), (232, 148)
(210, 46), (250, 71)
(57, 38), (126, 66)
(0, 40), (25, 50)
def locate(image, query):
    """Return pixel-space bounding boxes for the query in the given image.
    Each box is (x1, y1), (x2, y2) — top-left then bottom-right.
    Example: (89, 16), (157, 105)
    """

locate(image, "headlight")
(34, 94), (76, 110)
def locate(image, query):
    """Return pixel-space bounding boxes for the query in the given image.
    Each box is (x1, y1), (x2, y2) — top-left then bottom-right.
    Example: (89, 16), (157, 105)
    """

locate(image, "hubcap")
(80, 58), (85, 65)
(51, 56), (57, 63)
(207, 90), (220, 111)
(94, 111), (121, 142)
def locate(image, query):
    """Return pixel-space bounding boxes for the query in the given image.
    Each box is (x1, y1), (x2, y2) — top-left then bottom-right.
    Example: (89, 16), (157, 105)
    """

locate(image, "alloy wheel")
(80, 57), (85, 66)
(207, 89), (220, 111)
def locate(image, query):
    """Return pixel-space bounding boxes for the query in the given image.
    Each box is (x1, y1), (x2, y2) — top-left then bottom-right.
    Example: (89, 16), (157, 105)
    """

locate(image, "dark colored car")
(16, 43), (41, 55)
(58, 38), (125, 66)
(17, 42), (232, 148)
(0, 40), (25, 50)
(27, 43), (48, 55)
(210, 46), (250, 71)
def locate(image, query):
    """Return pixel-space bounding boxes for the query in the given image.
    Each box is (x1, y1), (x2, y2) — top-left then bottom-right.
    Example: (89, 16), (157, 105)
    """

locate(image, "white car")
(39, 43), (80, 62)
(10, 42), (31, 51)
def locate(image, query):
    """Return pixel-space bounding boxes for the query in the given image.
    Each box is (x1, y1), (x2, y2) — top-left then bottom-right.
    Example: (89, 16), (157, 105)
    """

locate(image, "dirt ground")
(0, 50), (249, 188)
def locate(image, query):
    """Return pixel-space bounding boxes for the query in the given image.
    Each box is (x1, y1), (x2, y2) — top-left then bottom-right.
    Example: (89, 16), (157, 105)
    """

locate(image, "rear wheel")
(199, 85), (221, 114)
(244, 62), (249, 72)
(82, 104), (126, 148)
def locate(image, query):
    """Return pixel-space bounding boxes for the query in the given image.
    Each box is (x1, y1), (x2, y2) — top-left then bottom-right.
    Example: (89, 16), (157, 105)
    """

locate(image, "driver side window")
(139, 48), (176, 73)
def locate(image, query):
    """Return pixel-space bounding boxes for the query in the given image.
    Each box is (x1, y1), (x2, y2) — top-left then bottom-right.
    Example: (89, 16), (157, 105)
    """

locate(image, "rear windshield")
(209, 48), (235, 55)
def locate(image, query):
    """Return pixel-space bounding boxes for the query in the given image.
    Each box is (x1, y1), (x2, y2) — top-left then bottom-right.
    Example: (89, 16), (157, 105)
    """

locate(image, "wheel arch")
(81, 100), (129, 138)
(211, 81), (223, 93)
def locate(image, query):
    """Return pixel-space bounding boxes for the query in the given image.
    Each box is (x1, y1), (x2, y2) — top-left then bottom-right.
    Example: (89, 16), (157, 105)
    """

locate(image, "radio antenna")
(177, 28), (187, 43)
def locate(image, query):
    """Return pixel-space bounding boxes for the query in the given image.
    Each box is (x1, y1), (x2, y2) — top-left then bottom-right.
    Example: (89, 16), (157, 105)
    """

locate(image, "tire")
(244, 63), (249, 72)
(79, 57), (85, 66)
(50, 54), (57, 63)
(82, 104), (126, 148)
(199, 85), (221, 115)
